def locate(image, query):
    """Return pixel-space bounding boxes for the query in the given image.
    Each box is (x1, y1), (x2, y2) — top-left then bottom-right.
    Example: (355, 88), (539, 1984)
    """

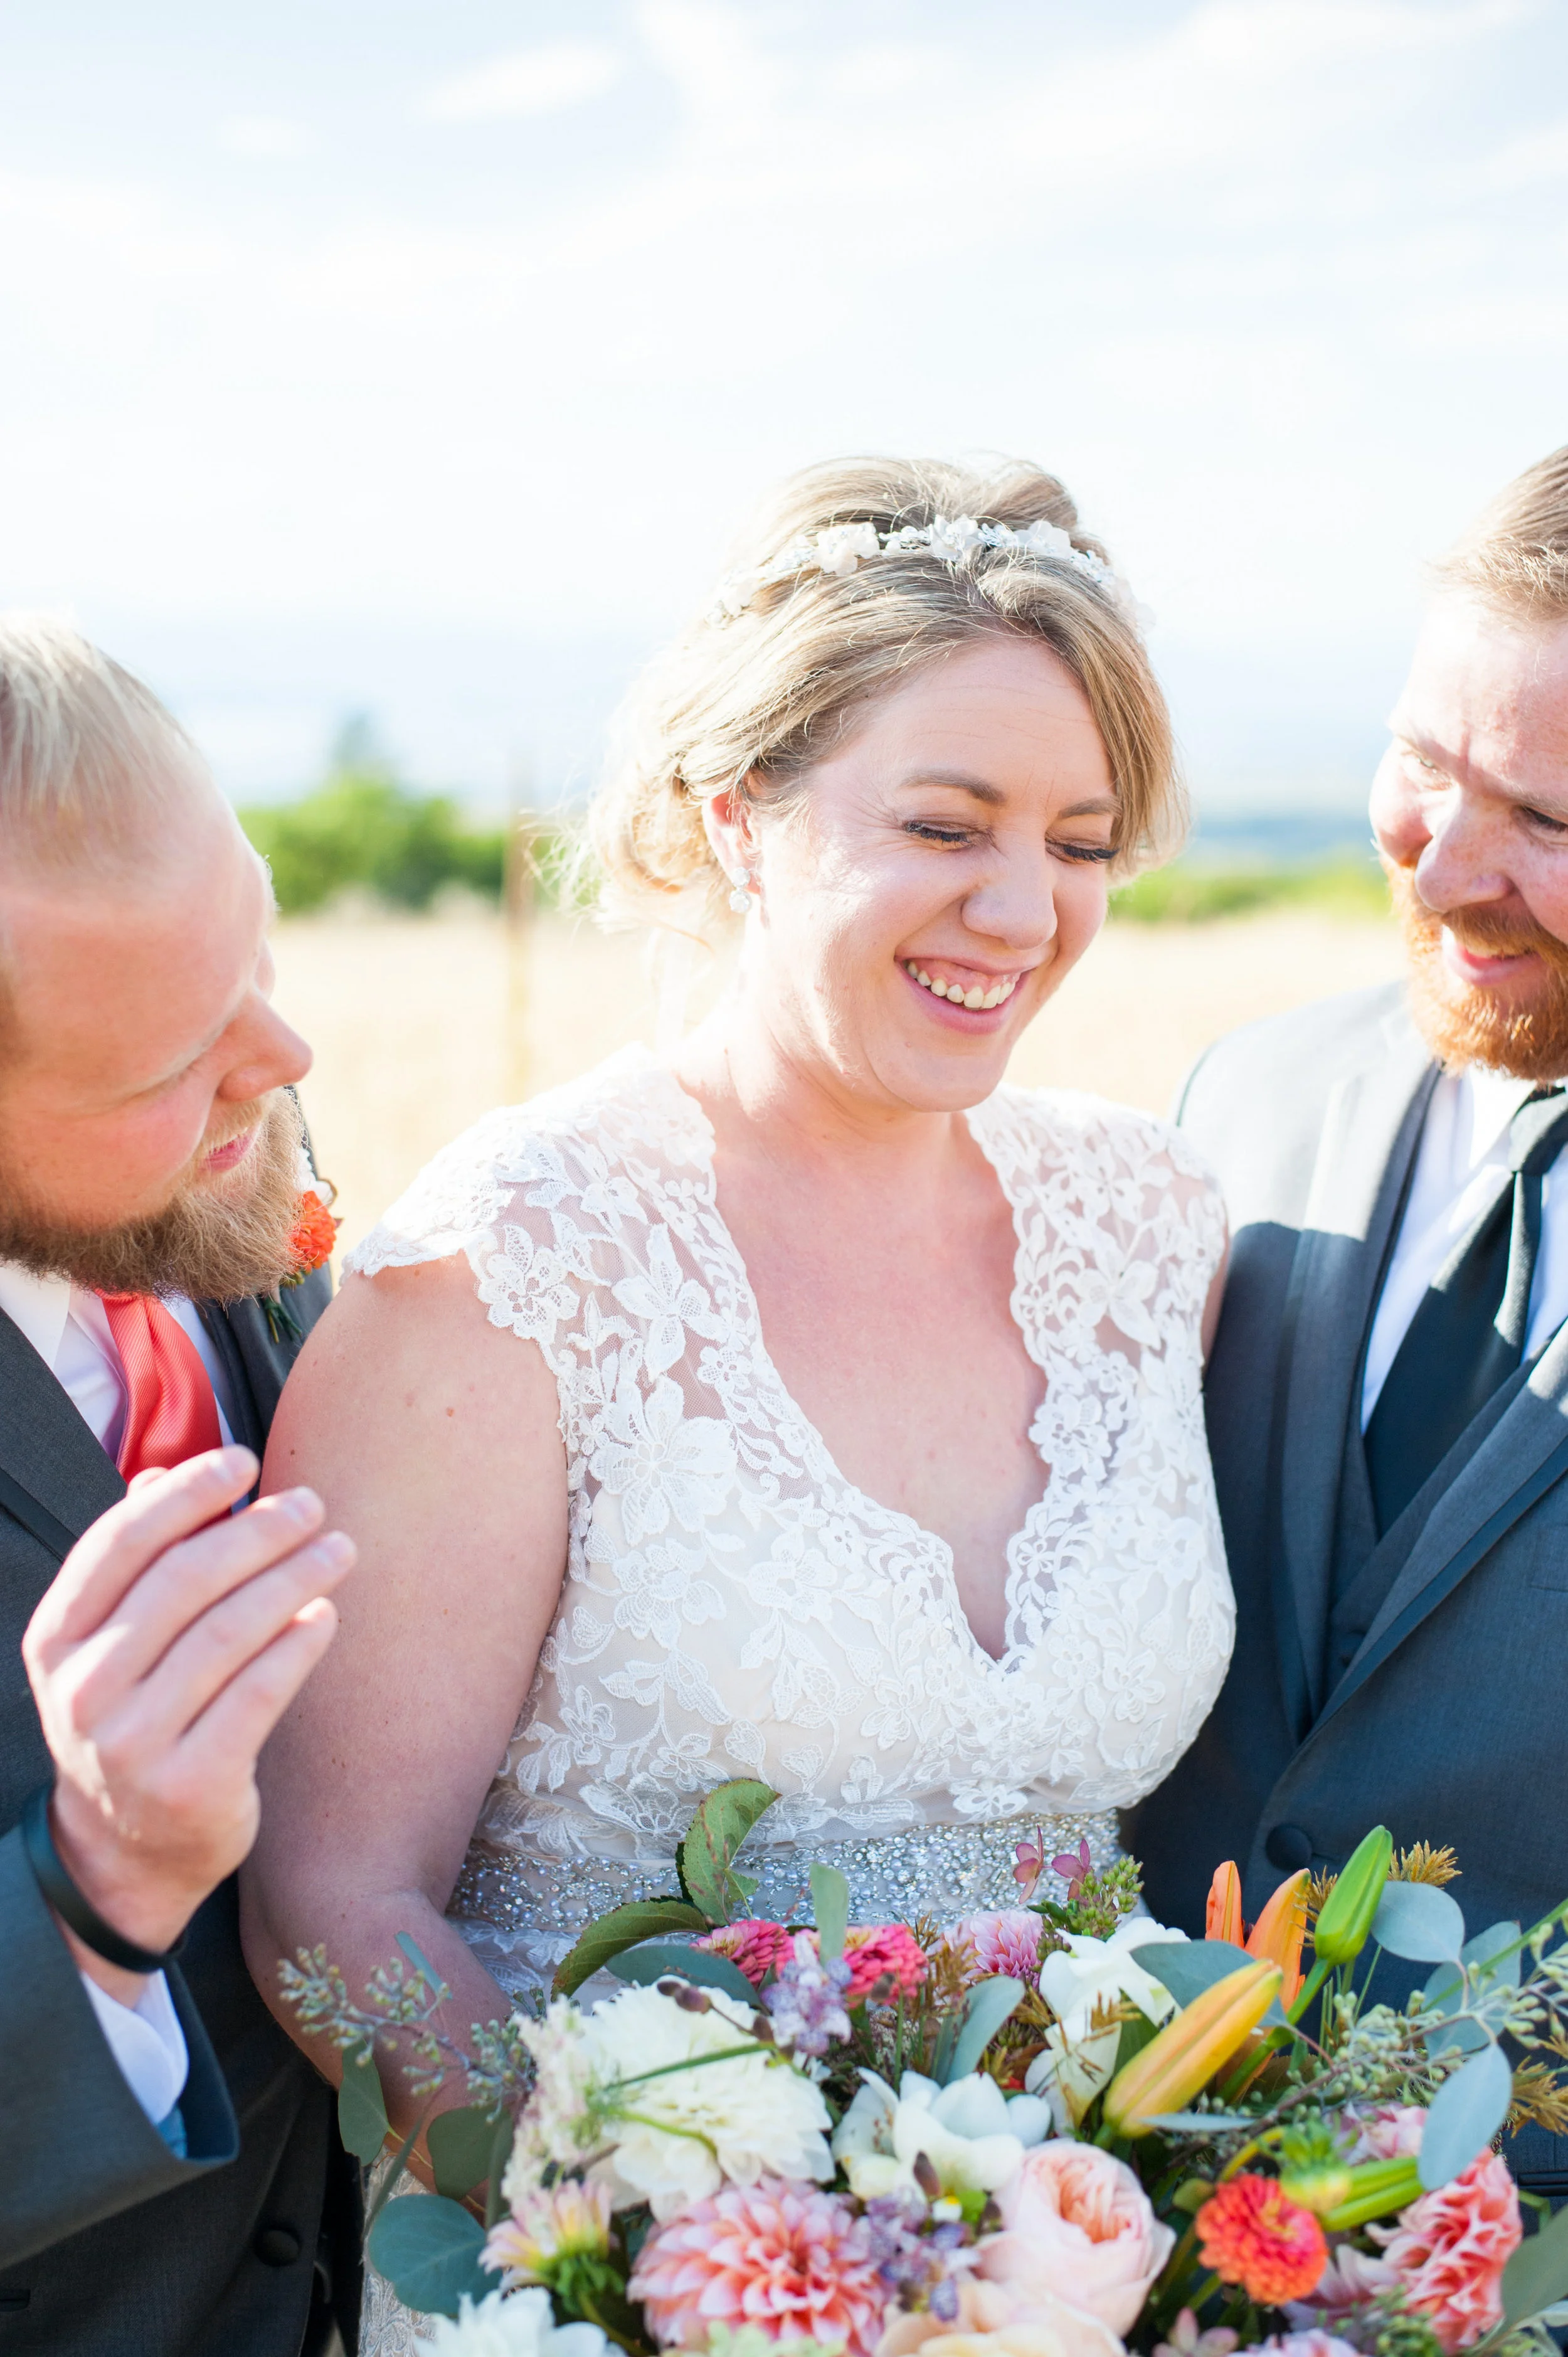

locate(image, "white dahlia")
(415, 2285), (608, 2357)
(583, 1982), (834, 2219)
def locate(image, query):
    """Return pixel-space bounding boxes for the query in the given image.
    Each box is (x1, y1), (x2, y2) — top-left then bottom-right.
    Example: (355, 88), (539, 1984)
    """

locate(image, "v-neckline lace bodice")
(347, 1046), (1234, 1991)
(668, 1073), (1058, 1671)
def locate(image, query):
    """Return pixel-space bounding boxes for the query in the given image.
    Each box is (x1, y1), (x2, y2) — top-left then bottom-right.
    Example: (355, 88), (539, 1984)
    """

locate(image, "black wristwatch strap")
(20, 1784), (188, 1976)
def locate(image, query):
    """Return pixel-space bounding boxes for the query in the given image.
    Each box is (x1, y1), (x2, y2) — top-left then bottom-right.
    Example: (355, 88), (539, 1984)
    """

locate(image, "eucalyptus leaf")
(1130, 1940), (1289, 2029)
(944, 1976), (1024, 2085)
(1418, 2041), (1512, 2190)
(1464, 1920), (1523, 1986)
(1372, 1881), (1467, 1964)
(337, 2043), (389, 2165)
(677, 1779), (778, 1925)
(810, 1865), (849, 1966)
(610, 1940), (760, 2006)
(1503, 2199), (1568, 2328)
(1132, 1939), (1248, 2000)
(484, 2106), (514, 2232)
(553, 1898), (710, 1996)
(428, 2105), (501, 2201)
(1424, 1923), (1521, 2055)
(364, 2118), (421, 2230)
(366, 2193), (495, 2319)
(1422, 2009), (1489, 2060)
(395, 1931), (445, 1993)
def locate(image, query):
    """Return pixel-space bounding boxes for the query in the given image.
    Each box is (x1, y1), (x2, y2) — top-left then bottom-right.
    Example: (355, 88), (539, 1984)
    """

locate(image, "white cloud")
(0, 0), (1559, 706)
(424, 41), (623, 122)
(219, 116), (309, 160)
(1486, 113), (1568, 182)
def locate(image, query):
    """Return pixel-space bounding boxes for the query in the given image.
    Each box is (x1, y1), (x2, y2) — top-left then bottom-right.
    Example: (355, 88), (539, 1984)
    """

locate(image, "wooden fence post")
(503, 768), (536, 1105)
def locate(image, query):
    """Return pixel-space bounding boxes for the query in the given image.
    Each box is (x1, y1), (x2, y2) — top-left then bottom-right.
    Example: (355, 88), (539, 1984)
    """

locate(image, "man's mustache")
(1388, 866), (1568, 976)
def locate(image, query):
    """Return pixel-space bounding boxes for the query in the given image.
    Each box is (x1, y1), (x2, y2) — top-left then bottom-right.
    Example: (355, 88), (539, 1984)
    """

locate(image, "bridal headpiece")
(711, 513), (1128, 622)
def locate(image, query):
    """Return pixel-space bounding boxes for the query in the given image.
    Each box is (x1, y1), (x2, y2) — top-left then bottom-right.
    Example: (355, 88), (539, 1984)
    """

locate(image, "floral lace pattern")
(347, 1048), (1233, 1977)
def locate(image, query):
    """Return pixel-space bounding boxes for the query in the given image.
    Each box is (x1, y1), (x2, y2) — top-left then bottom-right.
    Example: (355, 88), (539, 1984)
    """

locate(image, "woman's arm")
(1202, 1233), (1231, 1364)
(240, 1253), (568, 2154)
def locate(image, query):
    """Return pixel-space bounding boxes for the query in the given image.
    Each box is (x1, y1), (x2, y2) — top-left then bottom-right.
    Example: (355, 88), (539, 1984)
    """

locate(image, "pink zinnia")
(629, 2178), (886, 2356)
(696, 1920), (797, 1988)
(842, 1924), (928, 2006)
(947, 1909), (1045, 1984)
(1370, 2151), (1522, 2354)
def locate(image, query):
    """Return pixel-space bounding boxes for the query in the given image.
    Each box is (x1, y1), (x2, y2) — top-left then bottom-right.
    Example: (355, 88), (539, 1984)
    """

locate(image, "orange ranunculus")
(1197, 2174), (1327, 2306)
(1204, 1863), (1308, 2007)
(287, 1189), (340, 1280)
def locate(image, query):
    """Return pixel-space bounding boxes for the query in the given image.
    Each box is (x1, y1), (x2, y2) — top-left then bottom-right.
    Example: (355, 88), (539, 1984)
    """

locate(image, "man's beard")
(1389, 861), (1568, 1082)
(0, 1090), (308, 1302)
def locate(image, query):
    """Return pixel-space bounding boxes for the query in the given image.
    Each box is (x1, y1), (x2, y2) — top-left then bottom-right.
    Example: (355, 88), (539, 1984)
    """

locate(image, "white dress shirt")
(1362, 1067), (1568, 1429)
(0, 1262), (239, 2129)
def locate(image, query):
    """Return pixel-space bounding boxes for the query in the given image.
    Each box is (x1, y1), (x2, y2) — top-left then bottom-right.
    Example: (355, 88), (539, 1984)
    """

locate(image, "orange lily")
(1102, 1958), (1283, 2136)
(1204, 1861), (1309, 2007)
(1206, 1860), (1246, 1946)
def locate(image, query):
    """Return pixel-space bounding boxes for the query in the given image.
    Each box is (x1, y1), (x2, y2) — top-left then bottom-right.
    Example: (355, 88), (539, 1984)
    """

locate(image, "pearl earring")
(728, 870), (752, 914)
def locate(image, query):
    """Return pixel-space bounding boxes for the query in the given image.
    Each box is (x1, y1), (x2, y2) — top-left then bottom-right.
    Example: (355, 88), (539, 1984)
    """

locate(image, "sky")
(0, 0), (1565, 822)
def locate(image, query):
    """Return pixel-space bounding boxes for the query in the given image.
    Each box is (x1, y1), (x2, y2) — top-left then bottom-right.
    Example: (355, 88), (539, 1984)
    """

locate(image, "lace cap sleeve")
(978, 1085), (1228, 1349)
(343, 1105), (536, 1280)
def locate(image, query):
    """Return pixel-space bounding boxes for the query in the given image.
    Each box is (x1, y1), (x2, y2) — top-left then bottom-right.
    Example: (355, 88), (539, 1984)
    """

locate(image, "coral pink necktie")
(97, 1293), (223, 1481)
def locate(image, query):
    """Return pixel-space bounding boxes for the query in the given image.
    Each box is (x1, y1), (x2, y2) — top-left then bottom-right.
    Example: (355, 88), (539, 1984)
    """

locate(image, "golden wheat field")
(269, 907), (1406, 1256)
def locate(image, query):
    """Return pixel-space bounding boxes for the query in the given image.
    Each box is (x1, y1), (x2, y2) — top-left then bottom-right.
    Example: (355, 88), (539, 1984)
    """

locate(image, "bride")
(242, 455), (1234, 2337)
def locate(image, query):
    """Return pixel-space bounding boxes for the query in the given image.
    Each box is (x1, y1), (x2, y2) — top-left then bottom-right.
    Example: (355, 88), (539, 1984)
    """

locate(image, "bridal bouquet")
(280, 1782), (1568, 2357)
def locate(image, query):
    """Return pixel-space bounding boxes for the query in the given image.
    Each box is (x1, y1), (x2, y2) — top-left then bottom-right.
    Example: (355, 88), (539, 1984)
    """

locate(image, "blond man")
(0, 618), (358, 2351)
(1130, 449), (1568, 2201)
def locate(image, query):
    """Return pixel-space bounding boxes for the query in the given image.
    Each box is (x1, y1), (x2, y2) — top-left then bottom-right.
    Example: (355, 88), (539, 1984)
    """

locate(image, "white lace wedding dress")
(345, 1045), (1234, 2353)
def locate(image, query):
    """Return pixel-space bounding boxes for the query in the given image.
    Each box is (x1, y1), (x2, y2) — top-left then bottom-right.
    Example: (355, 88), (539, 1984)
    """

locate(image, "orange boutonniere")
(263, 1182), (341, 1345)
(283, 1184), (341, 1287)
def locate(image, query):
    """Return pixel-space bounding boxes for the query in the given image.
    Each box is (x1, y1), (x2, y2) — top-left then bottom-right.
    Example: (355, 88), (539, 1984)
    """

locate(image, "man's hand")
(21, 1445), (354, 2002)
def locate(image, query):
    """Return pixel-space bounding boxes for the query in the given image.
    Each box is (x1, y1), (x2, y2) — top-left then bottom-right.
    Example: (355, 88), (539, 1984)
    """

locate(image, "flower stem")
(1287, 1955), (1332, 2026)
(609, 2046), (760, 2090)
(578, 2292), (652, 2357)
(611, 2111), (718, 2154)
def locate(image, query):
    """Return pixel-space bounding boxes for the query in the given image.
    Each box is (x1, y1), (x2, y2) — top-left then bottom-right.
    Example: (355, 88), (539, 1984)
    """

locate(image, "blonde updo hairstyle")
(591, 455), (1185, 928)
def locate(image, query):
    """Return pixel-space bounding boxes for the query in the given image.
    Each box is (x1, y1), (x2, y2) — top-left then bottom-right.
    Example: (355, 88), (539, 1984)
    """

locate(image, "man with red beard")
(1130, 447), (1568, 2198)
(0, 618), (358, 2350)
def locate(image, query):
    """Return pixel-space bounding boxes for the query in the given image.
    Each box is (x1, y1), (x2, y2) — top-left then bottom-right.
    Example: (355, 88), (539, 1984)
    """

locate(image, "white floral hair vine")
(710, 513), (1132, 623)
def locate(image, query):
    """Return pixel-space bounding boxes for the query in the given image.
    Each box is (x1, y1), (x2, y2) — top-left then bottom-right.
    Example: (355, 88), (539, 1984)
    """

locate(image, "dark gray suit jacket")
(0, 1270), (360, 2352)
(1126, 981), (1568, 2190)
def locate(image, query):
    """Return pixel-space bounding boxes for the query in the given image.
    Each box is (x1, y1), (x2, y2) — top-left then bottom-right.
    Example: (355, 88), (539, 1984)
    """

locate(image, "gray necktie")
(1364, 1086), (1568, 1536)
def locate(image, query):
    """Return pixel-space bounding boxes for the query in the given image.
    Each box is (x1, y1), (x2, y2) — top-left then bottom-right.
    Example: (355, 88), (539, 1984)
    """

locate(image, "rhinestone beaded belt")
(450, 1807), (1123, 1947)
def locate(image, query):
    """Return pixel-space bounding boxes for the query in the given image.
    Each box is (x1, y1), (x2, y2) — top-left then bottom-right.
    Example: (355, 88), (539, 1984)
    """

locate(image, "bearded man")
(1129, 446), (1568, 2196)
(0, 617), (359, 2352)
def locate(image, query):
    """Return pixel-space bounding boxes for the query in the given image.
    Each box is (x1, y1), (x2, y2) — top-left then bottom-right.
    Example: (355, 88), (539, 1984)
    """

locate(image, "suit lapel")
(196, 1264), (331, 1464)
(0, 1265), (330, 1564)
(194, 1302), (267, 1458)
(0, 1309), (123, 1553)
(1270, 1022), (1435, 1730)
(1314, 1319), (1568, 1734)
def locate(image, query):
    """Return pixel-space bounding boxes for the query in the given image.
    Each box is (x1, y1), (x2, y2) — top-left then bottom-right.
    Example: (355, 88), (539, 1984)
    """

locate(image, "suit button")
(1266, 1824), (1313, 1871)
(255, 2225), (302, 2269)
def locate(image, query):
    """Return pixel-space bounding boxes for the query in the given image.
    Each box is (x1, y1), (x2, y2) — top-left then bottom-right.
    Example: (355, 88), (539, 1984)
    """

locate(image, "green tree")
(239, 721), (506, 914)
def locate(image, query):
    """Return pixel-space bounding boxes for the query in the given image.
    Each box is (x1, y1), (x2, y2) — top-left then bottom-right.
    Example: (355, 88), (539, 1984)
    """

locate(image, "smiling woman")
(593, 455), (1184, 930)
(243, 455), (1236, 2356)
